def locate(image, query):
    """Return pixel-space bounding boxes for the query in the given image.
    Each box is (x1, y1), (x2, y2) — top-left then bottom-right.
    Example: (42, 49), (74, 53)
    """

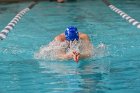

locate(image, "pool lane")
(0, 0), (140, 93)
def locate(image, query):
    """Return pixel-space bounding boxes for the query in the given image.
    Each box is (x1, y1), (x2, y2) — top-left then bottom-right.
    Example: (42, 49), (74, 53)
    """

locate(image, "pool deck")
(0, 0), (24, 3)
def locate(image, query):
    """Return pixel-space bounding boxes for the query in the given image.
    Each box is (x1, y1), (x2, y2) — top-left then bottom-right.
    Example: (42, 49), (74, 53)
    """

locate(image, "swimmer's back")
(54, 32), (89, 42)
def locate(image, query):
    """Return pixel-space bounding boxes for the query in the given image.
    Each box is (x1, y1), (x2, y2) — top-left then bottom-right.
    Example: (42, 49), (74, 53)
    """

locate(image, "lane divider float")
(102, 0), (140, 29)
(0, 1), (38, 40)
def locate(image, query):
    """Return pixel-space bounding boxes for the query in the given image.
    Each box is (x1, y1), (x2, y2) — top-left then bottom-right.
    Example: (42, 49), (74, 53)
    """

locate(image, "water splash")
(93, 43), (108, 58)
(34, 40), (108, 60)
(34, 40), (67, 60)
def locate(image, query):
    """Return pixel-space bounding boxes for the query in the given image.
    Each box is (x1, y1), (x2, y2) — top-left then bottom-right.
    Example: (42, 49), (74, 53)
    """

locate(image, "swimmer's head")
(65, 26), (79, 41)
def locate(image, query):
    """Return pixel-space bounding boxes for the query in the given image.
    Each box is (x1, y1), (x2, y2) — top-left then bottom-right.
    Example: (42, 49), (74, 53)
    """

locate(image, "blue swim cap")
(65, 26), (79, 41)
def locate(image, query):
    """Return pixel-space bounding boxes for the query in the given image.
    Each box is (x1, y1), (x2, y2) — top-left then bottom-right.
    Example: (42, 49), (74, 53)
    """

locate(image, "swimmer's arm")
(57, 53), (73, 59)
(54, 48), (72, 59)
(79, 41), (93, 58)
(79, 52), (92, 58)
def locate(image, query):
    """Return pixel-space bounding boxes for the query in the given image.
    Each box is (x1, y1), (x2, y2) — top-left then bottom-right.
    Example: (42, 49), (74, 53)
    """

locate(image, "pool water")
(0, 0), (140, 93)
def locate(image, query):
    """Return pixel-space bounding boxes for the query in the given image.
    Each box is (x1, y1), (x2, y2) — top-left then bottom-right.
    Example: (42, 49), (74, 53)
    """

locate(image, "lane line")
(102, 0), (140, 29)
(0, 1), (38, 40)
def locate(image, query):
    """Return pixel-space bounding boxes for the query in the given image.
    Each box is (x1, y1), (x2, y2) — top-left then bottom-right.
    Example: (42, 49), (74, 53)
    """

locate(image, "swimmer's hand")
(72, 51), (80, 63)
(58, 51), (80, 63)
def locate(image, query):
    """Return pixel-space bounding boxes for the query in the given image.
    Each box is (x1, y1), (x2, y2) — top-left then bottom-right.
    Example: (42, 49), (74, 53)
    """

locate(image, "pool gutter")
(0, 0), (28, 3)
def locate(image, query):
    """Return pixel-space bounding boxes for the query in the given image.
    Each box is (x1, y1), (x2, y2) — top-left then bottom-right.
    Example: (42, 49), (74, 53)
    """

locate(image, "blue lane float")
(102, 0), (140, 29)
(0, 1), (37, 40)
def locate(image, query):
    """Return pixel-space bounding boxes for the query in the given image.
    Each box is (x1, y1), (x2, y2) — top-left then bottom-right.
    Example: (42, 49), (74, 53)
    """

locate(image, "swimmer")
(54, 26), (93, 63)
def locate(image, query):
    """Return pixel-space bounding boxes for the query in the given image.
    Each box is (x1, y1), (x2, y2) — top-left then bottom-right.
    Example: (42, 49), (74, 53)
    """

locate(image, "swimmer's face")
(66, 39), (79, 46)
(66, 39), (80, 53)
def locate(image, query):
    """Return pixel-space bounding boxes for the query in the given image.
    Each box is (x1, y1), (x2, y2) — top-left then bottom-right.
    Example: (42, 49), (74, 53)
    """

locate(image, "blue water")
(0, 0), (140, 93)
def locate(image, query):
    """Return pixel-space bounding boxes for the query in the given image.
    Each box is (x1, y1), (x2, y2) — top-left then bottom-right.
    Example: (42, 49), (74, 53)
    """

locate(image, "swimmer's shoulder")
(54, 33), (65, 42)
(79, 32), (89, 40)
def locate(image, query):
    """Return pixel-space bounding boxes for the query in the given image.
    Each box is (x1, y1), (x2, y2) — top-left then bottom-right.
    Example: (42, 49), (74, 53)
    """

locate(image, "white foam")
(92, 43), (108, 58)
(34, 41), (69, 60)
(34, 41), (108, 61)
(35, 40), (88, 60)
